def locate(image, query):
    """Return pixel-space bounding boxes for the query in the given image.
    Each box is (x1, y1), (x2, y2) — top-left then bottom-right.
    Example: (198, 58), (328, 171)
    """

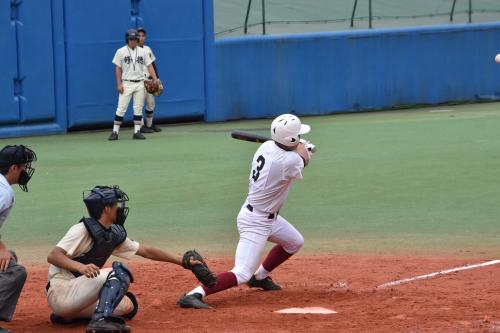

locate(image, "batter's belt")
(246, 204), (278, 219)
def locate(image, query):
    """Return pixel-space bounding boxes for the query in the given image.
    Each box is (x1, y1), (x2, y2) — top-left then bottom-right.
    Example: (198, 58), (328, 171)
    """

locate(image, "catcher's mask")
(0, 145), (37, 192)
(83, 185), (130, 225)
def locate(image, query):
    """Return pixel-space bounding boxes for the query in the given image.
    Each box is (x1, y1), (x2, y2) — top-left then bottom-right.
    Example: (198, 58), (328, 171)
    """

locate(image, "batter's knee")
(230, 268), (253, 285)
(283, 232), (304, 254)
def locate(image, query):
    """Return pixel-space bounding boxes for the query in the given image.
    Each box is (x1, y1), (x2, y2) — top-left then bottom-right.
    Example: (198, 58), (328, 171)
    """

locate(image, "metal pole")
(244, 0), (252, 34)
(262, 0), (266, 35)
(351, 0), (358, 28)
(369, 0), (372, 29)
(468, 0), (472, 23)
(450, 0), (457, 22)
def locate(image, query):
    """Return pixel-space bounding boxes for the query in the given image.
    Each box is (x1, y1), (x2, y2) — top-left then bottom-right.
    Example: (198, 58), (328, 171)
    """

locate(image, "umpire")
(0, 145), (37, 333)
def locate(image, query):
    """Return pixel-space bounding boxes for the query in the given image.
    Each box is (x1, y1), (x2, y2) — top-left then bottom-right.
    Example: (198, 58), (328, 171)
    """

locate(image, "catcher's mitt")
(144, 80), (158, 94)
(153, 79), (164, 97)
(182, 250), (217, 288)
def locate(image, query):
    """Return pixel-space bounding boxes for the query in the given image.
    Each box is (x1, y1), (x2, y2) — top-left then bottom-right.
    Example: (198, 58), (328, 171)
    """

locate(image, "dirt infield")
(4, 255), (500, 332)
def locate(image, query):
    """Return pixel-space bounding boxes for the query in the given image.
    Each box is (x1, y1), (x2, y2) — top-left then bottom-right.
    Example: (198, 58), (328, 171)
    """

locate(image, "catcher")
(46, 185), (216, 333)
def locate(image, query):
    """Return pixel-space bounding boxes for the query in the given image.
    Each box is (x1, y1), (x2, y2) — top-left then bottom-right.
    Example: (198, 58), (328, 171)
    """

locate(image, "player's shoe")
(140, 125), (154, 134)
(177, 293), (211, 309)
(132, 132), (146, 140)
(150, 124), (162, 132)
(50, 313), (89, 325)
(86, 316), (131, 333)
(108, 132), (118, 141)
(247, 276), (282, 291)
(0, 326), (11, 333)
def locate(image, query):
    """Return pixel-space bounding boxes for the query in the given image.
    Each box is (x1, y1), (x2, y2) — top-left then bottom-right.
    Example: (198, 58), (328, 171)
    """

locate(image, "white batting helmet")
(270, 114), (310, 147)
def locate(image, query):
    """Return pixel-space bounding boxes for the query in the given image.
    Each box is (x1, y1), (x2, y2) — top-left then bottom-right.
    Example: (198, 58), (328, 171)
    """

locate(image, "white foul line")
(377, 259), (500, 289)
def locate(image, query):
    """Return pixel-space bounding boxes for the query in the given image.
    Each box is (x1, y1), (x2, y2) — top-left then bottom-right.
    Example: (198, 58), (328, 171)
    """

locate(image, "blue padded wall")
(208, 23), (500, 121)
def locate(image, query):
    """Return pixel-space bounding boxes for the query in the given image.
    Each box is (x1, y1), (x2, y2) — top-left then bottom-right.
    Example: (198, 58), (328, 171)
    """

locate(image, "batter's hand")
(79, 264), (100, 278)
(0, 250), (12, 272)
(117, 83), (124, 94)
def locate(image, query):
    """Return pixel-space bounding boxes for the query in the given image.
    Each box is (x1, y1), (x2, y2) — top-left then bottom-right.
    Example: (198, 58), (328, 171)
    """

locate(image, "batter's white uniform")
(112, 45), (152, 118)
(231, 140), (305, 284)
(141, 45), (156, 112)
(46, 223), (139, 318)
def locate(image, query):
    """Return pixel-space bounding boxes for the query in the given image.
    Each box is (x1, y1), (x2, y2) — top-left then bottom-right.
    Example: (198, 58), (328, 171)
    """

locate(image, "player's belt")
(246, 204), (277, 219)
(123, 79), (142, 82)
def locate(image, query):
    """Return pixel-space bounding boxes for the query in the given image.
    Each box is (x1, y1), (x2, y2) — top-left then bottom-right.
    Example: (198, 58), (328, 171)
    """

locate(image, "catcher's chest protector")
(71, 217), (127, 277)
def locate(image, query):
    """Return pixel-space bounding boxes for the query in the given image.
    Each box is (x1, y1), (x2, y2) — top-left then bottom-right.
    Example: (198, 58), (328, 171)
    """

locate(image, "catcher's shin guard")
(92, 262), (134, 320)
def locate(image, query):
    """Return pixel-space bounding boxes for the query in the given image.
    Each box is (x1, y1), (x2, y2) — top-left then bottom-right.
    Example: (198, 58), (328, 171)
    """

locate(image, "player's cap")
(137, 27), (146, 34)
(271, 114), (310, 147)
(125, 29), (139, 41)
(0, 145), (37, 168)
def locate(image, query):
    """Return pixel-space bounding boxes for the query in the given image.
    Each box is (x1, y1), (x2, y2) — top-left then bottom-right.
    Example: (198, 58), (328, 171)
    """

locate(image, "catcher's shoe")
(132, 132), (146, 140)
(177, 293), (211, 309)
(50, 313), (89, 325)
(150, 124), (162, 132)
(108, 132), (118, 141)
(140, 125), (154, 134)
(247, 276), (282, 291)
(86, 316), (131, 333)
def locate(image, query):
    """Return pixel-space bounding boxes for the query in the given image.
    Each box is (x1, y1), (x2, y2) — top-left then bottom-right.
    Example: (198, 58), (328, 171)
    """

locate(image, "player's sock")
(201, 271), (237, 296)
(187, 286), (206, 297)
(254, 265), (270, 280)
(113, 115), (123, 133)
(133, 115), (142, 133)
(261, 245), (293, 273)
(146, 110), (153, 127)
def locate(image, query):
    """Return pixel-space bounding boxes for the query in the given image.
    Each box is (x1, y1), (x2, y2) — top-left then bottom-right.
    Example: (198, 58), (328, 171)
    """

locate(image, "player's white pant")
(230, 205), (304, 285)
(144, 90), (155, 111)
(46, 268), (133, 319)
(115, 81), (145, 117)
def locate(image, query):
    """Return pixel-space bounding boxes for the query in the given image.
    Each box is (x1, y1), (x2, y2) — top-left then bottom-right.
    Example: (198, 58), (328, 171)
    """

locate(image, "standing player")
(137, 27), (162, 134)
(178, 114), (315, 309)
(0, 145), (37, 333)
(46, 185), (216, 333)
(108, 29), (159, 141)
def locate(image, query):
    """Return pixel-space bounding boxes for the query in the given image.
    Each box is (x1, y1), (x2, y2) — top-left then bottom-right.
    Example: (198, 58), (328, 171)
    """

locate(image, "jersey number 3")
(252, 155), (266, 181)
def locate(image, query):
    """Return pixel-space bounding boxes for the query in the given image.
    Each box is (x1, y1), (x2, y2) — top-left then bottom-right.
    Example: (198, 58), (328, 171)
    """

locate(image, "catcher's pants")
(46, 268), (133, 319)
(115, 81), (145, 117)
(0, 252), (27, 322)
(144, 90), (155, 111)
(230, 203), (304, 285)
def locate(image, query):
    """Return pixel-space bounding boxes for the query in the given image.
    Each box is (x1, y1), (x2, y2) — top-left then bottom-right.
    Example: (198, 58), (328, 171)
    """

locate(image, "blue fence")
(207, 22), (500, 121)
(1, 0), (214, 137)
(2, 1), (500, 136)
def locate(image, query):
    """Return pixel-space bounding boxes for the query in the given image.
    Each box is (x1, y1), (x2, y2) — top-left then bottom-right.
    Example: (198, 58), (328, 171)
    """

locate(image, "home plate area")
(275, 307), (337, 314)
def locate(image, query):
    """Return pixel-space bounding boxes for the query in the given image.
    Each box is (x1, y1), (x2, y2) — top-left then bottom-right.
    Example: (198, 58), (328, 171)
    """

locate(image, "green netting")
(214, 0), (500, 38)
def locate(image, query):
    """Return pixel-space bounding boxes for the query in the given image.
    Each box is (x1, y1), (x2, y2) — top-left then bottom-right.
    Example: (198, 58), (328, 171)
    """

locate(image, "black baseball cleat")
(247, 276), (282, 291)
(150, 124), (162, 132)
(86, 316), (131, 333)
(140, 125), (154, 134)
(108, 132), (118, 141)
(177, 293), (211, 309)
(132, 132), (146, 140)
(50, 312), (89, 325)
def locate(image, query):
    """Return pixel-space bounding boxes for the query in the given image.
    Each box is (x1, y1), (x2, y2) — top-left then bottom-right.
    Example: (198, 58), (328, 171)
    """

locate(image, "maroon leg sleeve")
(262, 245), (293, 272)
(201, 271), (238, 296)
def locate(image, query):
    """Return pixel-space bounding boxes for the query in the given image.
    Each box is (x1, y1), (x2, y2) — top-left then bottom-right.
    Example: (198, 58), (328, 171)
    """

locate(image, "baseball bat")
(230, 130), (270, 143)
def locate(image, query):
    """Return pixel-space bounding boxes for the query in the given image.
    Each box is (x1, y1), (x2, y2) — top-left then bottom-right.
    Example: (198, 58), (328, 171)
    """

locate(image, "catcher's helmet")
(0, 145), (37, 192)
(83, 186), (129, 224)
(270, 114), (310, 147)
(125, 29), (139, 43)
